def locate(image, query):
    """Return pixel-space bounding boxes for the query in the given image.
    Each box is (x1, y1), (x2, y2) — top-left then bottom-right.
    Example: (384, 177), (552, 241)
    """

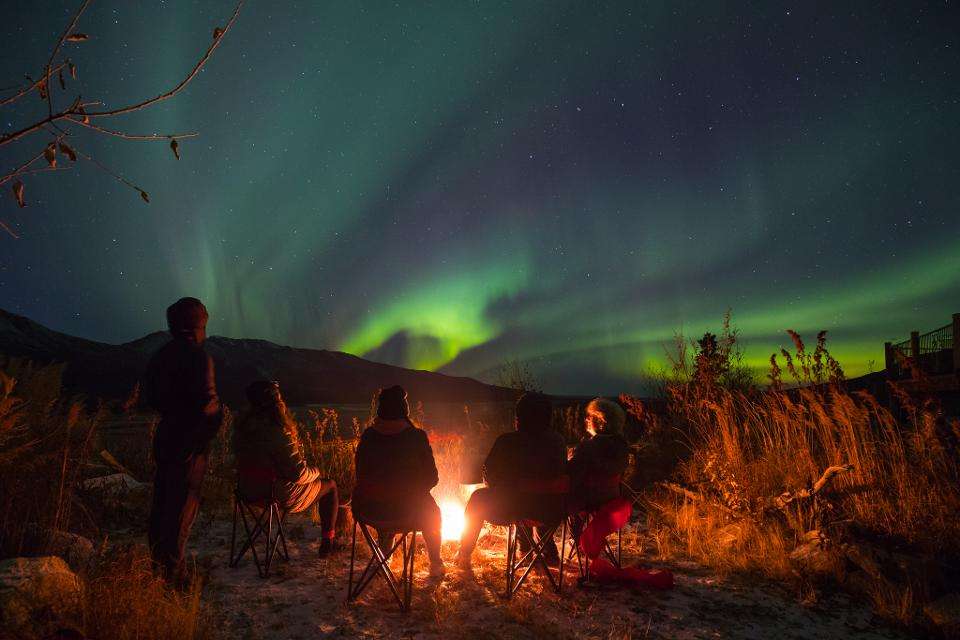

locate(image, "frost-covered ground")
(191, 514), (912, 640)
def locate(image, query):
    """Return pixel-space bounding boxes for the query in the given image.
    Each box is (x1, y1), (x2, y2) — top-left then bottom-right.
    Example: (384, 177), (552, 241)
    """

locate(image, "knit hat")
(515, 392), (552, 433)
(377, 385), (409, 420)
(166, 297), (208, 333)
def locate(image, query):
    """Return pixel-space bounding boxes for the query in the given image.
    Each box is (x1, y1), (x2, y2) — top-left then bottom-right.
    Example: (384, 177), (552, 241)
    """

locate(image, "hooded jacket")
(482, 419), (566, 490)
(353, 418), (438, 508)
(144, 337), (223, 464)
(567, 432), (630, 508)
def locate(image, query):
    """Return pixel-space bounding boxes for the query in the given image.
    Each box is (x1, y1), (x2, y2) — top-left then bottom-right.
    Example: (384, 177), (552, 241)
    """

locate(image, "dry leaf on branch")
(68, 61), (78, 80)
(37, 80), (48, 100)
(43, 144), (57, 168)
(170, 139), (180, 160)
(139, 190), (150, 203)
(213, 27), (224, 40)
(65, 33), (89, 42)
(58, 69), (66, 90)
(59, 142), (77, 162)
(12, 181), (25, 208)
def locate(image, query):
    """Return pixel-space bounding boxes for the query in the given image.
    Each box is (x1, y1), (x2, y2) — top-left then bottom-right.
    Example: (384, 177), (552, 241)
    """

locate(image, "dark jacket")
(481, 424), (567, 522)
(567, 433), (630, 509)
(352, 418), (438, 520)
(144, 338), (223, 464)
(482, 430), (566, 489)
(233, 406), (319, 503)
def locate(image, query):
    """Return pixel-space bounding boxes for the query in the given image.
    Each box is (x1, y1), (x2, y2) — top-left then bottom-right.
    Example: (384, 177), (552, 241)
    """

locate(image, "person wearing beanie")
(566, 398), (631, 540)
(143, 297), (224, 584)
(456, 392), (566, 571)
(352, 385), (445, 577)
(233, 381), (342, 557)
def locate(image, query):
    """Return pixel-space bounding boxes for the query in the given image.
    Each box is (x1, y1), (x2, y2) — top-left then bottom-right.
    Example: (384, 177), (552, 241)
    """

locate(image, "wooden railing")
(885, 314), (960, 379)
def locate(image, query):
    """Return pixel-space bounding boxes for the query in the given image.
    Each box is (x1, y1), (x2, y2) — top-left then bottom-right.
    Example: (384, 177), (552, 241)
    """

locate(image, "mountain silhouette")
(0, 309), (514, 406)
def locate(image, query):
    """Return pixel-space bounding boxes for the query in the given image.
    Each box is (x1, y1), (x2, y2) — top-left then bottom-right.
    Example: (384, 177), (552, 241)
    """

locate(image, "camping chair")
(565, 474), (624, 583)
(229, 466), (289, 578)
(346, 514), (419, 612)
(502, 475), (569, 599)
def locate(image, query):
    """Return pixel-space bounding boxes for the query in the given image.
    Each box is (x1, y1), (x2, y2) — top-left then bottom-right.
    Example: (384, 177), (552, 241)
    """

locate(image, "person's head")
(376, 385), (409, 420)
(515, 392), (552, 434)
(584, 397), (626, 437)
(246, 380), (283, 412)
(166, 297), (208, 345)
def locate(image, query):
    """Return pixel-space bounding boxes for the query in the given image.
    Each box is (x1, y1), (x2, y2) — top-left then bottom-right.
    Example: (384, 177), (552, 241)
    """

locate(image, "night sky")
(2, 1), (959, 395)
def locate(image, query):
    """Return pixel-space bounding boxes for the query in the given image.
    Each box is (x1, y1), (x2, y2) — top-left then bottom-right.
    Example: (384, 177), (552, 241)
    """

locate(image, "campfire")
(439, 499), (466, 541)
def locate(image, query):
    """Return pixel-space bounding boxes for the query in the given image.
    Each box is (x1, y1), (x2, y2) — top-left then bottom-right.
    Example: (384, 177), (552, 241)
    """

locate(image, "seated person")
(233, 380), (341, 557)
(456, 392), (566, 570)
(352, 385), (444, 578)
(567, 397), (630, 513)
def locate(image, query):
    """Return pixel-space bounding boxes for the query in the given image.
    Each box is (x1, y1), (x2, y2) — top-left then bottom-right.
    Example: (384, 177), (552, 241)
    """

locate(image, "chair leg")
(229, 498), (239, 567)
(346, 519), (358, 602)
(505, 524), (516, 599)
(235, 501), (266, 575)
(277, 509), (290, 561)
(262, 504), (274, 578)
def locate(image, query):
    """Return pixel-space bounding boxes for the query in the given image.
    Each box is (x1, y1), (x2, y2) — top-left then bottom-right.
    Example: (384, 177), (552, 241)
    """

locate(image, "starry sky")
(2, 1), (959, 395)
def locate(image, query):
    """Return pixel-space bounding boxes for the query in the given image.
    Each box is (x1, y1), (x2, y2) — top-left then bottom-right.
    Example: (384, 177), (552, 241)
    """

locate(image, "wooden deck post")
(910, 331), (921, 379)
(953, 313), (960, 373)
(884, 342), (894, 376)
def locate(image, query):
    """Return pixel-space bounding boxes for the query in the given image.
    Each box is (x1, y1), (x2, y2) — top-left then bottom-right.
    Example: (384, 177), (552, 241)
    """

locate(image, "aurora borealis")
(2, 2), (959, 395)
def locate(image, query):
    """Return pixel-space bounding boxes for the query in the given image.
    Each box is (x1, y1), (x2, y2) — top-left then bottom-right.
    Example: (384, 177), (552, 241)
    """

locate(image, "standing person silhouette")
(143, 297), (224, 585)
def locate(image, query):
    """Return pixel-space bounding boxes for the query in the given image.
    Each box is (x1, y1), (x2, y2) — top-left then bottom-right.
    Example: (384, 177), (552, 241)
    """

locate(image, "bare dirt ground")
(189, 513), (915, 640)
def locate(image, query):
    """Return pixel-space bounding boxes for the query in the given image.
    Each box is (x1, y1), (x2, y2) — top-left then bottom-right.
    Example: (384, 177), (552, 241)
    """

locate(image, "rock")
(925, 593), (960, 638)
(0, 556), (81, 638)
(790, 531), (839, 575)
(23, 527), (95, 573)
(46, 531), (95, 573)
(82, 473), (144, 495)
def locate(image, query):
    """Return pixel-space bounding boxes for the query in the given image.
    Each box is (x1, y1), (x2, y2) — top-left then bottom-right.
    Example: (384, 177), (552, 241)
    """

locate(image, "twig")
(0, 149), (48, 187)
(74, 146), (148, 197)
(66, 116), (199, 141)
(85, 0), (244, 118)
(44, 0), (94, 118)
(657, 481), (736, 515)
(0, 63), (68, 107)
(0, 219), (20, 239)
(767, 464), (854, 511)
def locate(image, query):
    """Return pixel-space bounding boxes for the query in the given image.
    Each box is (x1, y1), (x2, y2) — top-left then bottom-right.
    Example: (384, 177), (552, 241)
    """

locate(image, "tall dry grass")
(0, 359), (101, 556)
(0, 358), (217, 639)
(646, 329), (960, 624)
(80, 544), (215, 640)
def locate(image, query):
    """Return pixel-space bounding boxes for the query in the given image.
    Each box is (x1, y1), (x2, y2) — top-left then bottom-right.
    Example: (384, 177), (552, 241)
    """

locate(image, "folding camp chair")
(565, 474), (625, 583)
(229, 481), (289, 579)
(502, 475), (570, 599)
(346, 515), (419, 612)
(504, 517), (567, 598)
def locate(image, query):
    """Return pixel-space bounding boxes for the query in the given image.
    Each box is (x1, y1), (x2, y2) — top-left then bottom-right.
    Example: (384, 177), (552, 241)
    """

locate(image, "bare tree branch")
(85, 0), (244, 118)
(65, 117), (199, 141)
(0, 63), (68, 107)
(44, 0), (93, 117)
(74, 146), (149, 200)
(0, 0), (243, 222)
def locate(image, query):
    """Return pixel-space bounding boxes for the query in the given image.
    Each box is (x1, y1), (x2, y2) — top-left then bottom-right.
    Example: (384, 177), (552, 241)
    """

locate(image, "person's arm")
(191, 351), (224, 445)
(354, 432), (371, 485)
(271, 419), (317, 484)
(482, 436), (509, 486)
(566, 440), (588, 485)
